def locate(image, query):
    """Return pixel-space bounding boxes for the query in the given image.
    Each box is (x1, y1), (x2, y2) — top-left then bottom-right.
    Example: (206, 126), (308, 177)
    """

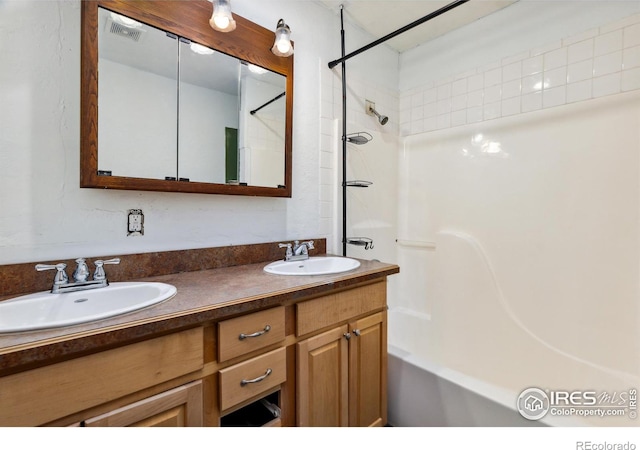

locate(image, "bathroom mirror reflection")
(97, 7), (287, 187)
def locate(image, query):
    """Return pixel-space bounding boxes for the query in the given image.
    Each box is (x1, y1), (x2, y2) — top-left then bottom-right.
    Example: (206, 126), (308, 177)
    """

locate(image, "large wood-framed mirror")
(81, 0), (293, 197)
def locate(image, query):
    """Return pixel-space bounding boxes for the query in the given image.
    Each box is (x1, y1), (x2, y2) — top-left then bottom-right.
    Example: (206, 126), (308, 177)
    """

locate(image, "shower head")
(371, 108), (388, 125)
(346, 132), (373, 145)
(365, 100), (389, 126)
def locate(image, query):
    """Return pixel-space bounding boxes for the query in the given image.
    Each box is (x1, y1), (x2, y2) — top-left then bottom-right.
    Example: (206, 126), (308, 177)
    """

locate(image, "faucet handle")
(93, 258), (120, 281)
(306, 240), (315, 250)
(35, 263), (69, 286)
(278, 243), (293, 259)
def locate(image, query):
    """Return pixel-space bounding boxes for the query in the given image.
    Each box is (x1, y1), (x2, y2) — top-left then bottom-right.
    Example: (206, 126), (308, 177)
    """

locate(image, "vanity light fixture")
(271, 19), (293, 57)
(208, 0), (236, 32)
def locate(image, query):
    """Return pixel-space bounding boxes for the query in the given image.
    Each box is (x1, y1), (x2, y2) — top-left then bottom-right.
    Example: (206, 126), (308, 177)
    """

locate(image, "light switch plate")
(127, 209), (144, 236)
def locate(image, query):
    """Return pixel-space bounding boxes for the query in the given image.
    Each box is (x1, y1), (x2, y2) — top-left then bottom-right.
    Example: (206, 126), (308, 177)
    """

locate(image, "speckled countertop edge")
(0, 257), (399, 374)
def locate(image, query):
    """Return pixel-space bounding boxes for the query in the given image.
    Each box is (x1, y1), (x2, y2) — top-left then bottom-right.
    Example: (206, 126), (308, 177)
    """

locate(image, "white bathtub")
(387, 343), (544, 427)
(387, 309), (584, 427)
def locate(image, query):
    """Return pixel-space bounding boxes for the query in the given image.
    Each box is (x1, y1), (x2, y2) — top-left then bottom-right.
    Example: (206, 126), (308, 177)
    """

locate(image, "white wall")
(0, 0), (398, 265)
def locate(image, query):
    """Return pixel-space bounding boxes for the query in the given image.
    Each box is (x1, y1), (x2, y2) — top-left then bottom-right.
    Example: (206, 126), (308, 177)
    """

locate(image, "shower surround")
(384, 9), (640, 427)
(389, 84), (640, 428)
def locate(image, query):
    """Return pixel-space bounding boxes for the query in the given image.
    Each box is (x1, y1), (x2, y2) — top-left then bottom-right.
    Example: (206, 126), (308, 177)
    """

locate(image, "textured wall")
(0, 0), (399, 264)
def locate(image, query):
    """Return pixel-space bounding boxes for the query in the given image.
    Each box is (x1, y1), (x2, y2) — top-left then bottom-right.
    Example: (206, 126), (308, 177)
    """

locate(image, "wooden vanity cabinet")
(348, 312), (387, 427)
(297, 325), (349, 426)
(217, 307), (287, 427)
(0, 278), (389, 427)
(296, 281), (388, 427)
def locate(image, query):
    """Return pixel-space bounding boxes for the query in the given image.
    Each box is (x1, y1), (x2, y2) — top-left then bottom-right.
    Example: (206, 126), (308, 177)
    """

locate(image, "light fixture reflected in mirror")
(271, 19), (293, 57)
(110, 12), (142, 28)
(208, 0), (236, 32)
(190, 42), (214, 55)
(248, 64), (268, 75)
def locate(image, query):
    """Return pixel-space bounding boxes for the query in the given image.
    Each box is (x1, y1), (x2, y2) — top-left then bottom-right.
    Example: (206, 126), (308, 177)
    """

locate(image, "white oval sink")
(264, 256), (360, 276)
(0, 282), (176, 333)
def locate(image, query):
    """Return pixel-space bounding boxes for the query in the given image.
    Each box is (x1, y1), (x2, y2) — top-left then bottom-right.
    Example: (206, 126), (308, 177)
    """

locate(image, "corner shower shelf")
(345, 131), (373, 145)
(344, 132), (374, 252)
(346, 237), (374, 250)
(345, 180), (373, 188)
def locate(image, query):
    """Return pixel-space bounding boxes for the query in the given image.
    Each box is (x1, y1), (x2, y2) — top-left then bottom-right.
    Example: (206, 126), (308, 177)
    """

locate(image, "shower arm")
(328, 0), (470, 69)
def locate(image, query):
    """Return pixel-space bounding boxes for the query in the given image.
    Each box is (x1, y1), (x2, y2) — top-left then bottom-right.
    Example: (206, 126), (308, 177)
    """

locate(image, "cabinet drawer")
(84, 380), (203, 427)
(218, 306), (285, 362)
(218, 347), (286, 412)
(0, 327), (204, 426)
(297, 281), (386, 336)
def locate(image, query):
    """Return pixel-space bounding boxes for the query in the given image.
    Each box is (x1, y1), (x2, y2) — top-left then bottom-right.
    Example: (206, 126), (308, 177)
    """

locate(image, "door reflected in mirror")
(96, 7), (287, 189)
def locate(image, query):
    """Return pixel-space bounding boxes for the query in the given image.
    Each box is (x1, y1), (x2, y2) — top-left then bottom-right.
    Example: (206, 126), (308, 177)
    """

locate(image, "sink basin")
(264, 256), (360, 276)
(0, 282), (176, 333)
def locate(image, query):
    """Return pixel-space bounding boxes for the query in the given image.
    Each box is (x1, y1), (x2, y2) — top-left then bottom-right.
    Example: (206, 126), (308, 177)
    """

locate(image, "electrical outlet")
(127, 209), (144, 236)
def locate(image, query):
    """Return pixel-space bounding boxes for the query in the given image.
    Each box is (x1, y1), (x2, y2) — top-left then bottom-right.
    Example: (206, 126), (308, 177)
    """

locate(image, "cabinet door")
(84, 381), (203, 427)
(349, 312), (387, 427)
(297, 325), (349, 427)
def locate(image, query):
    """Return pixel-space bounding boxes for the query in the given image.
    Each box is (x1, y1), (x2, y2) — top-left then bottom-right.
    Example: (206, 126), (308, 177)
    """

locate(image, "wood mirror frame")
(81, 0), (293, 197)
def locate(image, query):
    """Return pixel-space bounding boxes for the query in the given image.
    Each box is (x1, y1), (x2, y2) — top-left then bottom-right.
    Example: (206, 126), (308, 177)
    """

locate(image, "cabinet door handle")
(240, 368), (272, 386)
(352, 329), (361, 337)
(344, 332), (351, 340)
(239, 325), (271, 340)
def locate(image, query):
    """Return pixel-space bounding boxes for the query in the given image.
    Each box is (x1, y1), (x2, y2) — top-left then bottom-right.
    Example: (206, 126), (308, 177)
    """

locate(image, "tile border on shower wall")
(399, 13), (640, 136)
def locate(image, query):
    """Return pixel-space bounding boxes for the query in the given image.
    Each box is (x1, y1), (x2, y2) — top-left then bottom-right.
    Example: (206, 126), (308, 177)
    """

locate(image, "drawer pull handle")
(239, 325), (271, 340)
(240, 368), (272, 386)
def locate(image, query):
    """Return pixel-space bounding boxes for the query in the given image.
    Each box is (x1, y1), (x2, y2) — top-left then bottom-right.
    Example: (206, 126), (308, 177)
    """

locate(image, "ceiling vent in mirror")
(106, 16), (147, 43)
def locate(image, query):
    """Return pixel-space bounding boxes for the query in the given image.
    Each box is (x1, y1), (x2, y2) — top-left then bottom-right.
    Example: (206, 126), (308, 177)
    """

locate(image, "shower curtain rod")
(250, 91), (286, 115)
(328, 0), (470, 69)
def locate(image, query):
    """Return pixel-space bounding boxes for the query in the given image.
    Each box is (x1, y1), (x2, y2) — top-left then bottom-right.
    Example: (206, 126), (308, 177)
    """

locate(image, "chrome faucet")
(36, 258), (120, 294)
(278, 240), (314, 261)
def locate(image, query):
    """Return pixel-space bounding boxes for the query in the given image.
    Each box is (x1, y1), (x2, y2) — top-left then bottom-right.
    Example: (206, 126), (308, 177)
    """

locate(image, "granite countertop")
(0, 256), (399, 374)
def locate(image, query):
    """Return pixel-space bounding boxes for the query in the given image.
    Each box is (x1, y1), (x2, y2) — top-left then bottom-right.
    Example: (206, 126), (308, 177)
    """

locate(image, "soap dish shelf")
(345, 180), (373, 188)
(346, 237), (374, 250)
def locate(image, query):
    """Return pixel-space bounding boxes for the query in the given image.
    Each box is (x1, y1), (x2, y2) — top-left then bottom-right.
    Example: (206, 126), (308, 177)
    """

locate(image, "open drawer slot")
(220, 392), (281, 427)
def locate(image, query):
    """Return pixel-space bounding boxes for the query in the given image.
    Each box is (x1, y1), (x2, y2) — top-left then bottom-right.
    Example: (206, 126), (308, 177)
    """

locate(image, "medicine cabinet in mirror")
(81, 0), (293, 197)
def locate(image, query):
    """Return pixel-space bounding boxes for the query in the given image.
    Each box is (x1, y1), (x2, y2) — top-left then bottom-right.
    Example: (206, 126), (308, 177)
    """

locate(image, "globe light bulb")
(213, 15), (230, 30)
